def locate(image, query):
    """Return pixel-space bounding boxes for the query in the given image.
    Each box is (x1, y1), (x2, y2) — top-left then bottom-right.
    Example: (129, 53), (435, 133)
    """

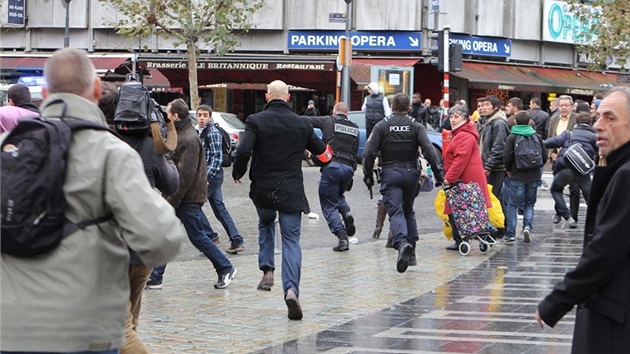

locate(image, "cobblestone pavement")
(140, 171), (582, 353)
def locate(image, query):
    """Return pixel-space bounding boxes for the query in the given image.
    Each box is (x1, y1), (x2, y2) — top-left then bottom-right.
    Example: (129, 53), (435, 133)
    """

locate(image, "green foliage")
(100, 0), (265, 55)
(569, 0), (630, 70)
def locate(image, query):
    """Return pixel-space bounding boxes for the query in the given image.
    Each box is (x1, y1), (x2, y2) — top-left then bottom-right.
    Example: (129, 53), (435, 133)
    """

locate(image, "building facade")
(1, 0), (623, 115)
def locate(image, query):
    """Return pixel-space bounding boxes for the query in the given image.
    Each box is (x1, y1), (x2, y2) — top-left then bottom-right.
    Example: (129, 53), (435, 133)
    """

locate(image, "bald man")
(232, 80), (327, 320)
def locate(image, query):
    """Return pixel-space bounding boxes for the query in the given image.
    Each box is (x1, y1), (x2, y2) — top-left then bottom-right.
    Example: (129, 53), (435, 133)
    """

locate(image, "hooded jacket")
(503, 124), (547, 182)
(478, 109), (509, 172)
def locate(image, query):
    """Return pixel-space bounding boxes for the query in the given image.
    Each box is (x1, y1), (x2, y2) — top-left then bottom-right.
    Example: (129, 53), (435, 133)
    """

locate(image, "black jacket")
(363, 113), (443, 183)
(529, 107), (550, 139)
(233, 99), (326, 213)
(543, 124), (597, 173)
(538, 140), (630, 353)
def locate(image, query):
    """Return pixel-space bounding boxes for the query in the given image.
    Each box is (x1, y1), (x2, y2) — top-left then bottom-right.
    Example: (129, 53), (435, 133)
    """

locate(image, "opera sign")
(543, 0), (599, 44)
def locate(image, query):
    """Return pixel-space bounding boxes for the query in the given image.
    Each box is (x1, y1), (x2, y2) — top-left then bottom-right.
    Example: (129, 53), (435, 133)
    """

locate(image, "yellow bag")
(434, 190), (453, 240)
(487, 184), (505, 229)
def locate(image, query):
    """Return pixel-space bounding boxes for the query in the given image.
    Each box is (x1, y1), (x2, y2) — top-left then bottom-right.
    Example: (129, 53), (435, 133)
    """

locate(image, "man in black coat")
(233, 80), (326, 321)
(536, 88), (630, 353)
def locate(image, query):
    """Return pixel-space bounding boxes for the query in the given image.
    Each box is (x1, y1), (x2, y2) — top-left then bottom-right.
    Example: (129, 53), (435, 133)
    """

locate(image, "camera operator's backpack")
(203, 123), (232, 167)
(1, 100), (116, 257)
(114, 82), (177, 154)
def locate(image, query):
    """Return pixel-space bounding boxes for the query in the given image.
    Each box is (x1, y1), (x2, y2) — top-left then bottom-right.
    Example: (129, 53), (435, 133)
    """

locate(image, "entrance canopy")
(0, 54), (133, 72)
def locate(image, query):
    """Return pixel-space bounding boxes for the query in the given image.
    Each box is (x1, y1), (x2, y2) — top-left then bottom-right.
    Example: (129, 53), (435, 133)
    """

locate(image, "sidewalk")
(140, 233), (495, 353)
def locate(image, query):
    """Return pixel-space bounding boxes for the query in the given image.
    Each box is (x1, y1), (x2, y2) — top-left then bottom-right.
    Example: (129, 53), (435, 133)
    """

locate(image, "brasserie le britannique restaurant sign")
(145, 60), (334, 71)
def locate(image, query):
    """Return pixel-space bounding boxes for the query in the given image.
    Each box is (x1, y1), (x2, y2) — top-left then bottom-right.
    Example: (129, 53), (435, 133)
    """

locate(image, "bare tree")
(100, 0), (265, 109)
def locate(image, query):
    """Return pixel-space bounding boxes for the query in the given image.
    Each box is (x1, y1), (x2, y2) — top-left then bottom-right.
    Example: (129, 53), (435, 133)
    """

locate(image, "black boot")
(333, 233), (349, 252)
(341, 210), (355, 237)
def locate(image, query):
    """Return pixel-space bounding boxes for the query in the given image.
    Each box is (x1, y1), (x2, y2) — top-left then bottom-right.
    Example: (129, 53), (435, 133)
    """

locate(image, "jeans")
(550, 168), (591, 219)
(256, 207), (302, 297)
(503, 177), (538, 239)
(318, 162), (354, 236)
(176, 203), (232, 276)
(380, 167), (420, 250)
(207, 169), (244, 246)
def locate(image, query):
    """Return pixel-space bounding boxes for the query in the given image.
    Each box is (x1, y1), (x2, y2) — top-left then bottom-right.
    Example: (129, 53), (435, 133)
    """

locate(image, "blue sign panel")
(449, 34), (512, 58)
(288, 31), (422, 52)
(7, 0), (25, 26)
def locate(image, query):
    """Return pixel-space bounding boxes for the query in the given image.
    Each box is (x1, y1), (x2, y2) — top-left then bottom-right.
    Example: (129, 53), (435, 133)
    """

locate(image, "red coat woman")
(442, 105), (492, 250)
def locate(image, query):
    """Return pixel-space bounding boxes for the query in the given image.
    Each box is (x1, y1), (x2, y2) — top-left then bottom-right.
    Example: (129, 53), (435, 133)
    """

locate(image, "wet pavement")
(140, 169), (581, 353)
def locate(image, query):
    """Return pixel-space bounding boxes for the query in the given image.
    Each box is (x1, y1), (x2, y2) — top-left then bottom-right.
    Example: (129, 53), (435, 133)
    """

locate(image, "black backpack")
(1, 104), (115, 257)
(203, 123), (232, 168)
(513, 135), (544, 171)
(114, 82), (177, 155)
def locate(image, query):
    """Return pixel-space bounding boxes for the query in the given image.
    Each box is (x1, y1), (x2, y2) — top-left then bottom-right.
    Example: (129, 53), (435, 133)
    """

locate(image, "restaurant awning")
(451, 62), (617, 95)
(0, 54), (133, 71)
(139, 54), (338, 92)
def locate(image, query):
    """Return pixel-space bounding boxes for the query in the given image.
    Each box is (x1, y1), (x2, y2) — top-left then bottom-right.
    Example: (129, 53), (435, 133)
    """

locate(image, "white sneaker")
(348, 236), (359, 244)
(522, 228), (531, 243)
(562, 217), (576, 230)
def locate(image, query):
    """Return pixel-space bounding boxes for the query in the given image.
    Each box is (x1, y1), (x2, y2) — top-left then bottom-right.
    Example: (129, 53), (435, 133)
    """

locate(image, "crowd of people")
(3, 49), (630, 353)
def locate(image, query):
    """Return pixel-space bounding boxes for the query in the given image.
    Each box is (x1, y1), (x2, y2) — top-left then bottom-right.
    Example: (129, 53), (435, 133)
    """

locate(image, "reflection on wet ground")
(257, 221), (581, 353)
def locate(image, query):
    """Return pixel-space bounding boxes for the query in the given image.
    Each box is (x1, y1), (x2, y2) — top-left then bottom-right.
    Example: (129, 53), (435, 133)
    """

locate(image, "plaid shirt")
(199, 123), (223, 178)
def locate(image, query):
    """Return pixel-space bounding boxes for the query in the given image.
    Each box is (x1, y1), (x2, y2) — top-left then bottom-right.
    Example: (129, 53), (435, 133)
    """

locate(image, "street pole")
(341, 0), (352, 105)
(63, 0), (72, 48)
(443, 26), (450, 113)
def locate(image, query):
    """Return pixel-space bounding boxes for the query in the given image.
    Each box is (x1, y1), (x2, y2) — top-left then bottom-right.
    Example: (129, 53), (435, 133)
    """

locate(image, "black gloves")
(363, 174), (374, 188)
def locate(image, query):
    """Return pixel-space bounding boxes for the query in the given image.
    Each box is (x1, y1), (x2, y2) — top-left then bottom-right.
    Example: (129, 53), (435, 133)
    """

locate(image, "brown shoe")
(212, 237), (221, 246)
(257, 270), (274, 291)
(285, 289), (303, 320)
(225, 244), (245, 254)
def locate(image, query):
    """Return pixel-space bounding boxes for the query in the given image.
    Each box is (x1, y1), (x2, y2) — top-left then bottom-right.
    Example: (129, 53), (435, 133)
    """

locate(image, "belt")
(382, 162), (416, 169)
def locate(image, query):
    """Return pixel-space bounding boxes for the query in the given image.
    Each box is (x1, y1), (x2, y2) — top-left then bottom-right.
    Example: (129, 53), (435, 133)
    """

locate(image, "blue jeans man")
(503, 177), (539, 242)
(150, 203), (235, 289)
(256, 207), (302, 300)
(207, 168), (244, 252)
(550, 168), (591, 227)
(318, 162), (355, 251)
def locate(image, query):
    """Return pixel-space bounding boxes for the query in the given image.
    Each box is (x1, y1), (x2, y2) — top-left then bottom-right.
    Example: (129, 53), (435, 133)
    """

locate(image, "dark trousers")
(380, 166), (420, 250)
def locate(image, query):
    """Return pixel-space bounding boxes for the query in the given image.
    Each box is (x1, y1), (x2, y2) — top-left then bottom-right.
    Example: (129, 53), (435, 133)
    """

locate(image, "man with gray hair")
(0, 48), (184, 353)
(536, 87), (630, 353)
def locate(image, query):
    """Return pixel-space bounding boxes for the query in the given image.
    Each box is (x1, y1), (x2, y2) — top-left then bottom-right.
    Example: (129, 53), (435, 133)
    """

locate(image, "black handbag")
(564, 132), (595, 175)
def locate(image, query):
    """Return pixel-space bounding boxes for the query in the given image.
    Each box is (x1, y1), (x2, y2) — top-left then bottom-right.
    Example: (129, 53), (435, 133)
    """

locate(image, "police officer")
(361, 82), (392, 139)
(363, 93), (443, 273)
(305, 102), (359, 252)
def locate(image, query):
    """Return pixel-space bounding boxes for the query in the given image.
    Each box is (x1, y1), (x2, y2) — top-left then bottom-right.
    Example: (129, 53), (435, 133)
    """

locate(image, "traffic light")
(430, 28), (463, 72)
(449, 43), (463, 72)
(430, 30), (445, 72)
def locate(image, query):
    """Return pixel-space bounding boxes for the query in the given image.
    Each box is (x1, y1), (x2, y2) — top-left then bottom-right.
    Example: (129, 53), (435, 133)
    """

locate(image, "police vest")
(380, 115), (418, 164)
(324, 116), (359, 169)
(365, 94), (385, 123)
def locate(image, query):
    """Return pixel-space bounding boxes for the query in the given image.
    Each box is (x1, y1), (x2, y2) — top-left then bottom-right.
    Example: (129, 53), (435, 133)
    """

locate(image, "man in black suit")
(232, 80), (326, 321)
(536, 87), (630, 353)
